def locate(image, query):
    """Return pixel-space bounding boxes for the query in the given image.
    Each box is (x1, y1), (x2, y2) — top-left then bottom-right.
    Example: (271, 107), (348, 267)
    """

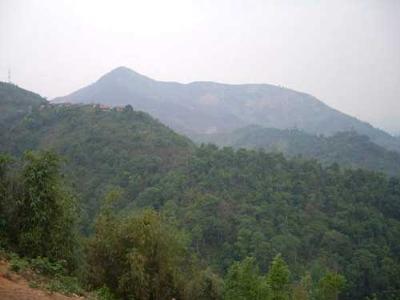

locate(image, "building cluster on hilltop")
(45, 102), (128, 112)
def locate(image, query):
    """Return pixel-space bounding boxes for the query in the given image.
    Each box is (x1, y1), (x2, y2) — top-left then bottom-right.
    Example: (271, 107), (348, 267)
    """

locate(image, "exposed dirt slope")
(0, 261), (83, 300)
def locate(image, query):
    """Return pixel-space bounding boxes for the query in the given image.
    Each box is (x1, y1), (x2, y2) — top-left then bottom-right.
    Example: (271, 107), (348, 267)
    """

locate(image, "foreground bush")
(0, 151), (79, 269)
(87, 202), (192, 299)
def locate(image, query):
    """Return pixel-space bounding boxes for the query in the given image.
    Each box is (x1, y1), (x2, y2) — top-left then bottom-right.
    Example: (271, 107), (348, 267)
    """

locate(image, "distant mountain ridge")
(197, 125), (400, 176)
(53, 66), (400, 152)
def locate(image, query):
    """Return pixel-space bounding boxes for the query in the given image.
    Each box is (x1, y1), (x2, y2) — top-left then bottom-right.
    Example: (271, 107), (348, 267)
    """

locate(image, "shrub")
(47, 275), (84, 296)
(29, 256), (65, 276)
(9, 254), (30, 273)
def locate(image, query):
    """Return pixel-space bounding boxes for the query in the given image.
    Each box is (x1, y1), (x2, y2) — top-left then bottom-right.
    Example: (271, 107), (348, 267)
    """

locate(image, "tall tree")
(224, 257), (269, 300)
(87, 207), (191, 300)
(317, 272), (346, 300)
(267, 254), (291, 300)
(11, 151), (78, 267)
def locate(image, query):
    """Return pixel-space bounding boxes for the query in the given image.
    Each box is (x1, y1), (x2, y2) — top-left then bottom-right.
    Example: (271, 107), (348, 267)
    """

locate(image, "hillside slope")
(131, 144), (400, 299)
(0, 82), (193, 222)
(53, 67), (400, 152)
(0, 82), (46, 130)
(0, 261), (83, 300)
(197, 126), (400, 176)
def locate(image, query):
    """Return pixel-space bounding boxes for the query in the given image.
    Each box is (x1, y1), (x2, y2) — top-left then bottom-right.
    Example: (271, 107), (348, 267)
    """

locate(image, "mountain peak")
(110, 66), (135, 74)
(100, 66), (154, 83)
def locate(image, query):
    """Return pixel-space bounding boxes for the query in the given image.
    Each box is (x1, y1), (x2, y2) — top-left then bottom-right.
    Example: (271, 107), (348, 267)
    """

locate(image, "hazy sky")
(1, 0), (399, 133)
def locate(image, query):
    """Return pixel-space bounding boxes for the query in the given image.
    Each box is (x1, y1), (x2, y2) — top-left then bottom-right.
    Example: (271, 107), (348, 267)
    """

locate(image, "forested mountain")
(0, 83), (193, 223)
(196, 125), (400, 177)
(0, 82), (46, 130)
(1, 82), (400, 299)
(54, 67), (400, 152)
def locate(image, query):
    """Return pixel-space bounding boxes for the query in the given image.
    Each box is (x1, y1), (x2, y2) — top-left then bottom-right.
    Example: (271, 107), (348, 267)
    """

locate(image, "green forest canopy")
(1, 82), (400, 299)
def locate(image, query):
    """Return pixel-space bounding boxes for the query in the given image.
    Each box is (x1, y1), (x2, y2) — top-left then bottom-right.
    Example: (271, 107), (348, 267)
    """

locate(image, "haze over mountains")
(2, 1), (400, 298)
(2, 81), (400, 299)
(54, 66), (400, 152)
(2, 80), (400, 178)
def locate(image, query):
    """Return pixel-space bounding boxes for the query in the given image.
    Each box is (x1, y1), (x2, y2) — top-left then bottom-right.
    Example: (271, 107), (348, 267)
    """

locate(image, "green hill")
(0, 82), (46, 129)
(0, 82), (193, 222)
(196, 125), (400, 177)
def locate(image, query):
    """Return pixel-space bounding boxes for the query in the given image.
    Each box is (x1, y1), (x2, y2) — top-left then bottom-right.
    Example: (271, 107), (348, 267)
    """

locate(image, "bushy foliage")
(184, 267), (224, 300)
(316, 272), (346, 300)
(223, 254), (343, 300)
(267, 254), (290, 300)
(224, 257), (268, 300)
(6, 252), (84, 296)
(87, 199), (219, 300)
(0, 151), (79, 269)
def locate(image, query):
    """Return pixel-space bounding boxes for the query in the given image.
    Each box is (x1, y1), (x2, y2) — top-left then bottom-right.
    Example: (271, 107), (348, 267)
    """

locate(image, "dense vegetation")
(0, 151), (78, 268)
(131, 144), (400, 299)
(0, 82), (46, 135)
(1, 152), (346, 300)
(197, 125), (400, 176)
(1, 83), (400, 299)
(0, 85), (192, 225)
